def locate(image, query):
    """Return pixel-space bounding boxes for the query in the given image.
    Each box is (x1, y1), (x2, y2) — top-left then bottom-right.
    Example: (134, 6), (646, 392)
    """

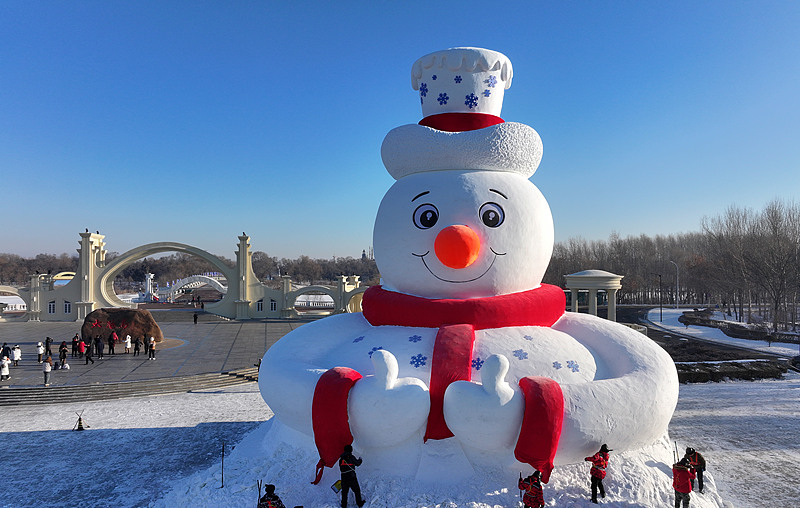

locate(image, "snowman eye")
(413, 204), (439, 229)
(479, 202), (505, 228)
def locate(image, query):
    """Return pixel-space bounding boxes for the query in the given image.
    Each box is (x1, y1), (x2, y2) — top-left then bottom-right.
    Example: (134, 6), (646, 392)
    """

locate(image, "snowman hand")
(443, 354), (524, 452)
(348, 349), (430, 448)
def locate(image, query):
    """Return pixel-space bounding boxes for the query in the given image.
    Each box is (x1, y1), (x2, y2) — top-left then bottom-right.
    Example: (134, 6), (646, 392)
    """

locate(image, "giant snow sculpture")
(259, 47), (679, 484)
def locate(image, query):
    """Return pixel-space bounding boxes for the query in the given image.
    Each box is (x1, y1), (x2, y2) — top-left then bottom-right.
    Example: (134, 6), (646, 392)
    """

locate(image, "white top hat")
(381, 47), (542, 179)
(412, 47), (512, 121)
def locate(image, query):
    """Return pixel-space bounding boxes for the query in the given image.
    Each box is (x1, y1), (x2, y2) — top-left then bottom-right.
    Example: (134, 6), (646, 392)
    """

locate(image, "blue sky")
(2, 1), (798, 260)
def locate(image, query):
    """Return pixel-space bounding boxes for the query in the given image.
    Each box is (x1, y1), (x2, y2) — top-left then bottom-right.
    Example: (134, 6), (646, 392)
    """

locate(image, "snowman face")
(373, 170), (554, 299)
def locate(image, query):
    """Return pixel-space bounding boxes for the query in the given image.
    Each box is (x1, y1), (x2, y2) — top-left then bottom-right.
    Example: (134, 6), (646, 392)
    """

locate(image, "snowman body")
(259, 47), (679, 483)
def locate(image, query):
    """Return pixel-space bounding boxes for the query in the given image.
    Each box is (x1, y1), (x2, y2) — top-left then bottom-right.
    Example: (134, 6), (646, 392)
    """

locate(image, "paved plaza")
(0, 310), (310, 388)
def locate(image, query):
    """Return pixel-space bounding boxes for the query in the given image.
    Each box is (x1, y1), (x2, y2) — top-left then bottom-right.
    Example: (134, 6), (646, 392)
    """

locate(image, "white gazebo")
(564, 269), (624, 322)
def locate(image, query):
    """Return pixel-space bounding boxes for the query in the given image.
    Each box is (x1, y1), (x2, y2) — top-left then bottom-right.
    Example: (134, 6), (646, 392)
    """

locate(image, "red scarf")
(311, 284), (566, 484)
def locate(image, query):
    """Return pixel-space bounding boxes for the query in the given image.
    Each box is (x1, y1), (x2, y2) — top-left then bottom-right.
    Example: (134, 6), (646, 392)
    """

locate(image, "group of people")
(516, 444), (707, 507)
(673, 447), (706, 508)
(70, 333), (157, 364)
(258, 444), (366, 508)
(1, 342), (23, 381)
(0, 332), (161, 386)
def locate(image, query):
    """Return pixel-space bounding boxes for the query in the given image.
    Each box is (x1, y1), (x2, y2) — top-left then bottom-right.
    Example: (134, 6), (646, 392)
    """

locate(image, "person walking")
(672, 457), (696, 508)
(193, 312), (198, 324)
(133, 337), (142, 357)
(124, 334), (132, 354)
(148, 337), (156, 360)
(36, 342), (45, 363)
(78, 338), (86, 358)
(84, 344), (94, 365)
(0, 355), (10, 381)
(11, 345), (21, 367)
(42, 355), (53, 386)
(45, 336), (53, 356)
(257, 484), (286, 508)
(518, 470), (545, 508)
(71, 334), (79, 357)
(143, 335), (150, 356)
(683, 447), (706, 493)
(108, 332), (117, 355)
(585, 444), (611, 504)
(338, 444), (366, 508)
(58, 342), (69, 369)
(1, 343), (11, 361)
(95, 336), (104, 359)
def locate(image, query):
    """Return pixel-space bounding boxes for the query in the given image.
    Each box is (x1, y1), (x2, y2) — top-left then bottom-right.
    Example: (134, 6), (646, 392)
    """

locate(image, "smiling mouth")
(412, 248), (506, 283)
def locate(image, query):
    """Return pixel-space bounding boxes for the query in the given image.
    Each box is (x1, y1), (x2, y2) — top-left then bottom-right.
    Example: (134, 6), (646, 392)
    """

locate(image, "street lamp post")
(669, 260), (679, 309)
(654, 273), (663, 322)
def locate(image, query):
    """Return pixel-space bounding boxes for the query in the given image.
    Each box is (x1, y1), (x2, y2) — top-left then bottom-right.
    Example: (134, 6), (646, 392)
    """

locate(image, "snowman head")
(374, 48), (553, 299)
(374, 170), (553, 299)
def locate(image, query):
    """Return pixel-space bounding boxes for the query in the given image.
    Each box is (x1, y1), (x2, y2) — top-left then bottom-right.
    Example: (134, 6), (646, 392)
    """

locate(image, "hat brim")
(381, 121), (543, 180)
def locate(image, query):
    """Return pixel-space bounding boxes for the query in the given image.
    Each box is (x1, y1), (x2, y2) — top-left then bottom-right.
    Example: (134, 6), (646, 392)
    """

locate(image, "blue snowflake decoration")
(368, 346), (384, 358)
(454, 75), (462, 83)
(472, 357), (484, 371)
(523, 335), (533, 341)
(437, 92), (449, 105)
(419, 83), (428, 97)
(485, 75), (497, 88)
(512, 349), (529, 360)
(464, 93), (479, 109)
(553, 361), (562, 370)
(408, 334), (422, 343)
(410, 354), (427, 368)
(420, 97), (424, 105)
(566, 360), (580, 373)
(352, 336), (364, 343)
(483, 89), (491, 97)
(432, 74), (437, 80)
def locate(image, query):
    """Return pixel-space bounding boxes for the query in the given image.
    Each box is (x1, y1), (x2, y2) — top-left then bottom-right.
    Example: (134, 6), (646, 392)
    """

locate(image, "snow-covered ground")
(648, 308), (799, 359)
(2, 316), (798, 507)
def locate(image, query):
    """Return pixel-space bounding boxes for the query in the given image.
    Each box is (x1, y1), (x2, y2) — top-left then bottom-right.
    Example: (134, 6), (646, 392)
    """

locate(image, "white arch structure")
(13, 231), (366, 322)
(165, 274), (228, 301)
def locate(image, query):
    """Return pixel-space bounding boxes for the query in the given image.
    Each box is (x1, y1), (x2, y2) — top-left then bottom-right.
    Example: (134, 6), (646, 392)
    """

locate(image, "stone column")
(588, 289), (598, 316)
(608, 288), (618, 322)
(570, 289), (579, 312)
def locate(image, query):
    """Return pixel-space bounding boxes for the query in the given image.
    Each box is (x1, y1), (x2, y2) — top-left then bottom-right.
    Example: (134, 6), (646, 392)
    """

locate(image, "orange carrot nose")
(434, 225), (481, 269)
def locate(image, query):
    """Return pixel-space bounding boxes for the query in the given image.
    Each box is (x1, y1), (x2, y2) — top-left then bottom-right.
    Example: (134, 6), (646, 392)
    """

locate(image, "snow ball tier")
(382, 47), (543, 180)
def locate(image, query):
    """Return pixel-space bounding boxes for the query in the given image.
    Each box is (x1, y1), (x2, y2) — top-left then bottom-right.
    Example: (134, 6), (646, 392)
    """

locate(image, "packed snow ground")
(3, 315), (799, 507)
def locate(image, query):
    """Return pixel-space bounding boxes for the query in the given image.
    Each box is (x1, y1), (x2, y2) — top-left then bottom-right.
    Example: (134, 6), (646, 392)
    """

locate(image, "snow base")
(155, 418), (730, 508)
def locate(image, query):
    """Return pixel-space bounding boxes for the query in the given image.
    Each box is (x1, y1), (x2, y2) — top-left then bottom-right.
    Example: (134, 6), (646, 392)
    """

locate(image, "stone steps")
(0, 367), (260, 406)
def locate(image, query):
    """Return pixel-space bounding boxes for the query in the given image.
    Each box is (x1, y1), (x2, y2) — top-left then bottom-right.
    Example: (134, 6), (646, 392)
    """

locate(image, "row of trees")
(542, 199), (800, 333)
(3, 200), (798, 331)
(0, 251), (380, 289)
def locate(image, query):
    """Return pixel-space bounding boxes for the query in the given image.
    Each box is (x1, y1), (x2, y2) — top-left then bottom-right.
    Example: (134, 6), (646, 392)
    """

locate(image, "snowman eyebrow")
(411, 191), (430, 202)
(489, 189), (508, 199)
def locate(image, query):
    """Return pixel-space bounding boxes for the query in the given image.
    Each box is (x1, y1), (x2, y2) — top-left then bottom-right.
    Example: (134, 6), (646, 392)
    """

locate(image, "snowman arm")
(552, 313), (679, 463)
(311, 367), (363, 484)
(514, 376), (564, 484)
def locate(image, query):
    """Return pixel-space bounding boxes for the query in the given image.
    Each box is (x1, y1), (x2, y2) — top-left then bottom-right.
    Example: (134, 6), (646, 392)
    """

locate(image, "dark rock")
(675, 360), (788, 383)
(81, 308), (163, 343)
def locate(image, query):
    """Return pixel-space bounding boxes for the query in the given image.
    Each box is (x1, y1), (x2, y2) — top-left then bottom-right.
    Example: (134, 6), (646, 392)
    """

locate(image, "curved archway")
(287, 285), (337, 314)
(100, 242), (237, 309)
(169, 275), (228, 295)
(345, 288), (367, 313)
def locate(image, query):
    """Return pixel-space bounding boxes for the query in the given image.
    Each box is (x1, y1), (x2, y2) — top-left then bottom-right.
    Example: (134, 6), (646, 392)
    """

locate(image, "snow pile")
(155, 418), (728, 508)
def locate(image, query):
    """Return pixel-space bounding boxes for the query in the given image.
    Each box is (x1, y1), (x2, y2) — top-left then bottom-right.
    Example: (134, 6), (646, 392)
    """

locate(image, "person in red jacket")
(585, 444), (611, 504)
(518, 470), (544, 508)
(672, 457), (696, 508)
